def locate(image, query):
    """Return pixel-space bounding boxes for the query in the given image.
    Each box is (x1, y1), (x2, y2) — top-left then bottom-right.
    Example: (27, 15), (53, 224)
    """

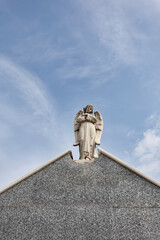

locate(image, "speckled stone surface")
(0, 152), (160, 240)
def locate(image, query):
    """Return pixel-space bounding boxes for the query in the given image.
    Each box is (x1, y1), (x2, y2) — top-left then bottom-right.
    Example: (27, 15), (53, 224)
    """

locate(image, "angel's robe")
(76, 113), (97, 160)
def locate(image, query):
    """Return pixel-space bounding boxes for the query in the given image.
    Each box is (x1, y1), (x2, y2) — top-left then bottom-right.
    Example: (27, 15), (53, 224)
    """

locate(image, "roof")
(0, 147), (159, 195)
(98, 148), (160, 188)
(0, 150), (73, 194)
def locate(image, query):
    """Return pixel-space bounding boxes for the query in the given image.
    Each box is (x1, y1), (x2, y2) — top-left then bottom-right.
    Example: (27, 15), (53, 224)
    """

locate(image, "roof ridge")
(98, 148), (160, 188)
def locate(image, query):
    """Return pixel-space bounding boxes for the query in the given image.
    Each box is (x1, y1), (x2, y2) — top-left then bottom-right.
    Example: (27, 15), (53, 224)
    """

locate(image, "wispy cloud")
(11, 33), (78, 63)
(11, 32), (116, 85)
(0, 55), (54, 117)
(78, 0), (150, 65)
(77, 0), (160, 68)
(9, 0), (151, 84)
(57, 54), (117, 84)
(2, 0), (160, 86)
(0, 55), (55, 151)
(46, 0), (158, 85)
(0, 56), (74, 189)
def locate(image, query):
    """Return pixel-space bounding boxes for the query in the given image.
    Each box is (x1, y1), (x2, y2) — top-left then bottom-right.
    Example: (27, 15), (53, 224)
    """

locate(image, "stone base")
(74, 158), (96, 163)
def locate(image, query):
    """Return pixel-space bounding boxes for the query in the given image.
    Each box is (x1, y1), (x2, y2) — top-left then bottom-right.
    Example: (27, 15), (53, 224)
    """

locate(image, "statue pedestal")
(74, 158), (96, 163)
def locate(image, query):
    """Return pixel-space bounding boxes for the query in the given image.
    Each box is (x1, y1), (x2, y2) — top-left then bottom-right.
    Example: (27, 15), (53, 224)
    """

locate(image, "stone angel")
(73, 104), (103, 161)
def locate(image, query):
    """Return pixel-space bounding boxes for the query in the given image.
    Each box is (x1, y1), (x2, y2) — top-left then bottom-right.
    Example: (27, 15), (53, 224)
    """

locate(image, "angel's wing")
(94, 111), (103, 145)
(74, 110), (83, 131)
(73, 110), (83, 146)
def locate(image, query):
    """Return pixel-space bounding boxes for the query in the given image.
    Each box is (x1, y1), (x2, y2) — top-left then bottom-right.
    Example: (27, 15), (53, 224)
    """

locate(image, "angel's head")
(83, 104), (93, 114)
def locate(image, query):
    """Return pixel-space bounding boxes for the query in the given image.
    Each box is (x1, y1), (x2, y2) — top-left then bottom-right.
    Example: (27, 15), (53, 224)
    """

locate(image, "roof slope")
(98, 148), (160, 188)
(0, 150), (73, 194)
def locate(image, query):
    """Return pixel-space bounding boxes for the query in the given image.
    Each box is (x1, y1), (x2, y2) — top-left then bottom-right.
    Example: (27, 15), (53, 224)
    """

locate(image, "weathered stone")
(73, 104), (103, 161)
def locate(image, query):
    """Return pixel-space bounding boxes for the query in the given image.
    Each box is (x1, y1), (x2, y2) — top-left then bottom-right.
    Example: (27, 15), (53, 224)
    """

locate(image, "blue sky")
(1, 0), (160, 189)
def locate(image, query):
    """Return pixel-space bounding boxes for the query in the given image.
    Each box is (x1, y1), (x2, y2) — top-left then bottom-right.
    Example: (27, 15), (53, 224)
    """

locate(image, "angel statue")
(73, 104), (103, 161)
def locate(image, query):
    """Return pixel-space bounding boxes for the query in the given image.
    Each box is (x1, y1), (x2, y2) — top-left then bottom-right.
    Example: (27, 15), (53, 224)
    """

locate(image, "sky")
(0, 0), (160, 189)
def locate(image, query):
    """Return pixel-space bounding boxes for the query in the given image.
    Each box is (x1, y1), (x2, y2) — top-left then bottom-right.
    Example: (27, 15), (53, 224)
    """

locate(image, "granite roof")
(0, 148), (159, 195)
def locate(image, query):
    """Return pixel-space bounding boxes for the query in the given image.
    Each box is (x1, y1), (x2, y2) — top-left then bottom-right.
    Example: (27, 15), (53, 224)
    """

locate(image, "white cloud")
(134, 115), (160, 179)
(135, 129), (160, 162)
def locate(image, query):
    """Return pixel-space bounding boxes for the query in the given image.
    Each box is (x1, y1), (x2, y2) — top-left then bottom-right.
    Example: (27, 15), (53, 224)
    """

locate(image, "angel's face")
(86, 105), (93, 114)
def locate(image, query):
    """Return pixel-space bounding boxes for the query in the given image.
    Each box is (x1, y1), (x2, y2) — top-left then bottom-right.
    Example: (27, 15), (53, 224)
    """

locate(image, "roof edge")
(98, 148), (160, 188)
(0, 150), (73, 195)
